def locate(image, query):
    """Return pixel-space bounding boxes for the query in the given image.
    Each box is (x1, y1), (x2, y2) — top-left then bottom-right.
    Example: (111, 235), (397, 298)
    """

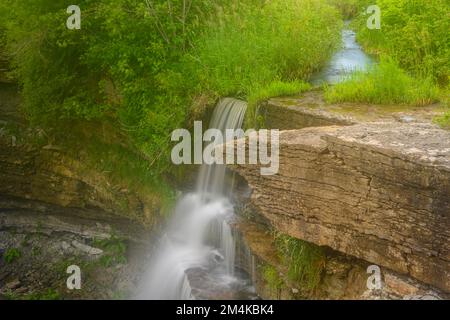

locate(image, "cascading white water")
(220, 220), (236, 276)
(136, 98), (248, 300)
(197, 98), (247, 196)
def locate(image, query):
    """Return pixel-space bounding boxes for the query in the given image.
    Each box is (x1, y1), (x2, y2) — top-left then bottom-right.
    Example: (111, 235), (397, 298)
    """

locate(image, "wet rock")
(398, 115), (416, 123)
(185, 268), (258, 300)
(14, 287), (29, 294)
(403, 292), (441, 300)
(0, 271), (10, 282)
(5, 279), (21, 290)
(384, 273), (420, 297)
(71, 240), (103, 255)
(61, 241), (71, 251)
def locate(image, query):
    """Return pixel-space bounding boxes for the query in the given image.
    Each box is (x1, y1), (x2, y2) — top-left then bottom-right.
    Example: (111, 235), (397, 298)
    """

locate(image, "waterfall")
(220, 220), (236, 276)
(197, 98), (247, 195)
(136, 98), (247, 300)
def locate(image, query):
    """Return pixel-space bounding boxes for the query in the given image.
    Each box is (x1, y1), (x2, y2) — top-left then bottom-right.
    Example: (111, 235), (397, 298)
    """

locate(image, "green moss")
(111, 290), (128, 300)
(31, 246), (42, 257)
(24, 289), (61, 300)
(84, 138), (174, 202)
(4, 248), (21, 264)
(4, 288), (61, 300)
(49, 121), (176, 222)
(92, 236), (127, 268)
(52, 256), (96, 277)
(435, 110), (450, 129)
(262, 265), (285, 293)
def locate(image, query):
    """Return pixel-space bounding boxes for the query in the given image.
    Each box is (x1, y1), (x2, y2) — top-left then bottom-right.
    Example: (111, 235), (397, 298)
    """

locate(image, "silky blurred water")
(136, 99), (254, 300)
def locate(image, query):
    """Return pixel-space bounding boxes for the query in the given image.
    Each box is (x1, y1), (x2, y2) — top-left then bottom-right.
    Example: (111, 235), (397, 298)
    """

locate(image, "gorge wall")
(0, 83), (161, 299)
(227, 122), (450, 294)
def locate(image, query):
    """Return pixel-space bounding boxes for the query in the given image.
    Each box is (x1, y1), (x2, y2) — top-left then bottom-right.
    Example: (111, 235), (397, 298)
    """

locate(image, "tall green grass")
(324, 59), (440, 106)
(274, 232), (326, 291)
(181, 0), (341, 128)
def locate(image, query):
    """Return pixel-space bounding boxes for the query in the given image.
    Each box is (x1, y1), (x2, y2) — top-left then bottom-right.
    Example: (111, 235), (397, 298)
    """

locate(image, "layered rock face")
(0, 138), (157, 222)
(0, 84), (155, 298)
(0, 84), (160, 224)
(227, 122), (450, 292)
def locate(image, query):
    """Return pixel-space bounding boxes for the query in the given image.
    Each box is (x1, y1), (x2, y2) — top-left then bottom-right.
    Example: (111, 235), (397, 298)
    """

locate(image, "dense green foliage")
(354, 0), (449, 85)
(327, 0), (362, 19)
(325, 58), (440, 105)
(0, 0), (342, 177)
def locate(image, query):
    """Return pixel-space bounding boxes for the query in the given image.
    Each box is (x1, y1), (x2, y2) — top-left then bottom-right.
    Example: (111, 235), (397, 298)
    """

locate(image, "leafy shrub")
(324, 58), (440, 106)
(327, 0), (365, 19)
(0, 0), (342, 178)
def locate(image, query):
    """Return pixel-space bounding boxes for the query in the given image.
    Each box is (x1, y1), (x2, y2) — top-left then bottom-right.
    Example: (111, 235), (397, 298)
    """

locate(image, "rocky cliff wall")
(0, 84), (163, 225)
(226, 122), (450, 292)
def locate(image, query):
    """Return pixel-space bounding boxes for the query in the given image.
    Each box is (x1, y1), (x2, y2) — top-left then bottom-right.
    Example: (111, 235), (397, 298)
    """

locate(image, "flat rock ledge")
(226, 122), (450, 292)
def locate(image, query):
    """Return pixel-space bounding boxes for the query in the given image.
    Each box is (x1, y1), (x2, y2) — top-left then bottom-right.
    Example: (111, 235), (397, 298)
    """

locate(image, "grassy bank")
(325, 58), (440, 106)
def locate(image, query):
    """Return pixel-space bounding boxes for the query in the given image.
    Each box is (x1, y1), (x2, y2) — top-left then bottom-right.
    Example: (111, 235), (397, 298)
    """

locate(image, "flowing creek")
(136, 23), (373, 300)
(310, 21), (373, 85)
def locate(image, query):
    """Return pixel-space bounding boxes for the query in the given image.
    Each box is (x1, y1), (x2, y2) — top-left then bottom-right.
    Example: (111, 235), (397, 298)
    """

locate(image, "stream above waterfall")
(310, 21), (374, 85)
